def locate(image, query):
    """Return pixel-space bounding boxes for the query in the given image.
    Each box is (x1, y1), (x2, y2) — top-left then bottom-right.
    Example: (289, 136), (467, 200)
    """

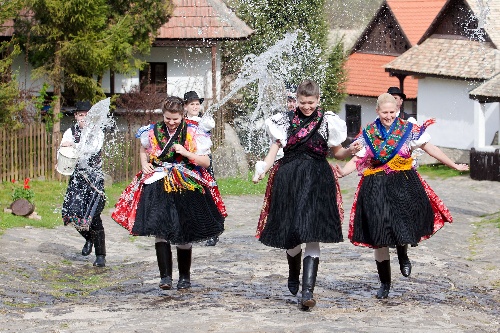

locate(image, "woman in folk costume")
(112, 96), (226, 290)
(60, 100), (107, 267)
(336, 93), (469, 299)
(253, 79), (360, 311)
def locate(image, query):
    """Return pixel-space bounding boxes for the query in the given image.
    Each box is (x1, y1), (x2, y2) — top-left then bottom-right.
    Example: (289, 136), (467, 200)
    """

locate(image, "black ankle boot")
(286, 250), (301, 296)
(155, 242), (173, 290)
(78, 230), (93, 256)
(92, 229), (106, 267)
(205, 236), (219, 246)
(300, 256), (319, 311)
(396, 245), (412, 277)
(177, 247), (192, 290)
(376, 260), (391, 299)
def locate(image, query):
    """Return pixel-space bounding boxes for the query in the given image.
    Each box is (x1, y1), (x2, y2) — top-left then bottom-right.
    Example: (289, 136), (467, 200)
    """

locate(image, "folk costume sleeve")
(324, 111), (347, 147)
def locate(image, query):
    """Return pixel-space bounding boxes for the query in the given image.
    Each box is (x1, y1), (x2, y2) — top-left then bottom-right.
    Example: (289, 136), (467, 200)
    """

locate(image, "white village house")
(339, 0), (446, 142)
(1, 0), (254, 181)
(385, 0), (500, 164)
(339, 0), (499, 168)
(6, 0), (253, 114)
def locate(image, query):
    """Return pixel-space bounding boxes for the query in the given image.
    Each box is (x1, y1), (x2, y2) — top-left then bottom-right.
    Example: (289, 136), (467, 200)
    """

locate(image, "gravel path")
(0, 174), (499, 333)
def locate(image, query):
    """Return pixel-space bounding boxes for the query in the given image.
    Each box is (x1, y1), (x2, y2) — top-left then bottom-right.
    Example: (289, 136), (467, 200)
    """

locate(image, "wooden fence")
(1, 124), (142, 183)
(470, 148), (500, 181)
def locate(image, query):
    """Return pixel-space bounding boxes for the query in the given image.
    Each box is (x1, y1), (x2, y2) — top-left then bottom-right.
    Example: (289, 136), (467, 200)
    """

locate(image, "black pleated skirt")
(350, 169), (434, 247)
(259, 157), (343, 249)
(131, 178), (225, 245)
(62, 169), (105, 227)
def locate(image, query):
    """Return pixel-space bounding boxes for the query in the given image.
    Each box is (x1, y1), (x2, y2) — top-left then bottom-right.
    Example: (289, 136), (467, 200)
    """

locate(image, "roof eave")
(385, 68), (487, 81)
(469, 94), (500, 103)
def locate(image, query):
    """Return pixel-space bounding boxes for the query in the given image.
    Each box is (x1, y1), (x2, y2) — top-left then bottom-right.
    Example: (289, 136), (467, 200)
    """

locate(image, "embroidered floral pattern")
(363, 118), (412, 165)
(287, 108), (323, 147)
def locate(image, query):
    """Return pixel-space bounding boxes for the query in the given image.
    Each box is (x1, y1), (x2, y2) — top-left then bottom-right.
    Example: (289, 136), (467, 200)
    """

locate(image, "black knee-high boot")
(396, 245), (412, 277)
(177, 247), (192, 290)
(155, 242), (172, 290)
(301, 256), (319, 311)
(376, 260), (391, 299)
(286, 251), (302, 296)
(92, 229), (106, 267)
(78, 229), (93, 256)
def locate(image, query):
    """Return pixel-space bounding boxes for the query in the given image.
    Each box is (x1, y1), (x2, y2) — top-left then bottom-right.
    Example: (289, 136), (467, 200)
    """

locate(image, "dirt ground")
(1, 174), (499, 333)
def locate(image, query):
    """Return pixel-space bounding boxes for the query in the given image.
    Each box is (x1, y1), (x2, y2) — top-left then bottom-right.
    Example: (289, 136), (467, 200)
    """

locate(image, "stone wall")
(212, 123), (249, 179)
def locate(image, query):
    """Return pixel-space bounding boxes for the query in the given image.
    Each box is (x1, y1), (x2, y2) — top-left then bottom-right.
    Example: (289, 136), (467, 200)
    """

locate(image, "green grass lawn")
(417, 163), (470, 179)
(0, 173), (266, 234)
(0, 165), (470, 234)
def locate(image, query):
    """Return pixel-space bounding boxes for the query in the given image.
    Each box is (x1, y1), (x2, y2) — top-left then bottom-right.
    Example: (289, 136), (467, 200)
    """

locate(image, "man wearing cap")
(60, 100), (107, 267)
(387, 86), (410, 120)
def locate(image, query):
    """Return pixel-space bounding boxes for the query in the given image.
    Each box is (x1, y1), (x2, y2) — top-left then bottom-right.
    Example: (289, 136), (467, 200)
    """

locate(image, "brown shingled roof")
(387, 0), (446, 45)
(385, 37), (497, 80)
(156, 0), (253, 40)
(470, 73), (500, 102)
(346, 53), (418, 98)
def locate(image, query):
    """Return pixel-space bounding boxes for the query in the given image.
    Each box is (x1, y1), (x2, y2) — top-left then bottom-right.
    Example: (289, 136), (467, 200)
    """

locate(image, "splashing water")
(78, 97), (115, 169)
(470, 0), (490, 42)
(202, 31), (325, 156)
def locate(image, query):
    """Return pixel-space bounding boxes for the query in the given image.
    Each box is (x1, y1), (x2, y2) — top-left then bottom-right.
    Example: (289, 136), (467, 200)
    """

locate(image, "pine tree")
(0, 0), (26, 128)
(321, 40), (347, 113)
(222, 0), (328, 83)
(14, 0), (174, 133)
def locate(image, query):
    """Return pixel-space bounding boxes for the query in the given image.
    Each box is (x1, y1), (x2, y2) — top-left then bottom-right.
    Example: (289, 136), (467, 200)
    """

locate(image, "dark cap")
(75, 101), (92, 111)
(183, 91), (204, 104)
(387, 87), (406, 99)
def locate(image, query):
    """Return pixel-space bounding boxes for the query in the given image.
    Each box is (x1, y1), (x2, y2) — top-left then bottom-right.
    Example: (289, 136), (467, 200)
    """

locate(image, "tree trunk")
(52, 42), (63, 179)
(10, 199), (35, 216)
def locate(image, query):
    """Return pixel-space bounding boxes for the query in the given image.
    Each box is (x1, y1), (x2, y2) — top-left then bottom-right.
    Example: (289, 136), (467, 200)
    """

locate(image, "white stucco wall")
(106, 45), (221, 109)
(339, 95), (376, 127)
(339, 95), (416, 128)
(12, 44), (222, 111)
(11, 56), (50, 93)
(416, 77), (499, 149)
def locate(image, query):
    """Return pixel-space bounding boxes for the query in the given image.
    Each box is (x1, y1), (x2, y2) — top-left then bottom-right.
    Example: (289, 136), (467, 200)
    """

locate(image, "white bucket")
(56, 146), (78, 175)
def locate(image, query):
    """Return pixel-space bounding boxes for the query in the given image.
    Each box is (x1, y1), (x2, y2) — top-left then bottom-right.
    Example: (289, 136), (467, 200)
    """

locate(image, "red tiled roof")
(387, 0), (447, 45)
(157, 0), (253, 40)
(346, 53), (418, 99)
(1, 0), (253, 40)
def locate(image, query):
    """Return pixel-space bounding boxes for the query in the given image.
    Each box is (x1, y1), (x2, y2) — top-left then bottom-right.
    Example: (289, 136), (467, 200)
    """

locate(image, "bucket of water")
(56, 146), (78, 175)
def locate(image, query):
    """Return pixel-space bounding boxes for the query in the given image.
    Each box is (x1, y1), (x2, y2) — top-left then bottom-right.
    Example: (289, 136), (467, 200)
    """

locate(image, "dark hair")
(162, 96), (185, 114)
(296, 79), (320, 97)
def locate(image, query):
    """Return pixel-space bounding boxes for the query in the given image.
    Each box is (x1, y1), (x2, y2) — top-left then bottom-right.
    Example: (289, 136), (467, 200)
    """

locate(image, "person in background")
(60, 101), (107, 267)
(183, 91), (219, 247)
(112, 96), (226, 290)
(335, 93), (469, 299)
(253, 79), (360, 311)
(286, 90), (297, 112)
(387, 86), (411, 120)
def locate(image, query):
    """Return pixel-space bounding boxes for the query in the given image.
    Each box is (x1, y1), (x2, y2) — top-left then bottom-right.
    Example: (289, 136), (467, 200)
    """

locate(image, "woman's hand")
(60, 141), (74, 147)
(348, 142), (362, 156)
(172, 144), (188, 157)
(454, 163), (469, 171)
(252, 161), (267, 183)
(142, 162), (154, 174)
(333, 164), (345, 178)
